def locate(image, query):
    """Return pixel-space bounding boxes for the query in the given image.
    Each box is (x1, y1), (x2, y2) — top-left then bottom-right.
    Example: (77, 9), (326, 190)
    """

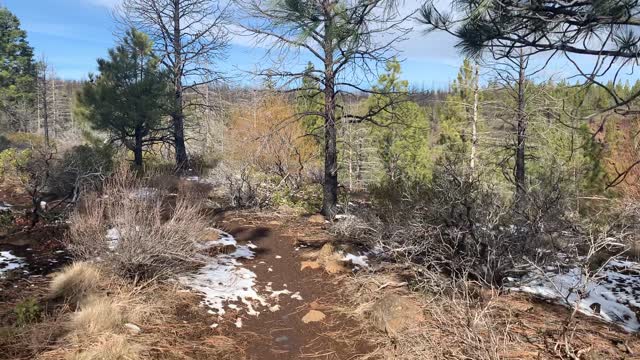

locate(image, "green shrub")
(14, 298), (41, 326)
(0, 210), (14, 228)
(5, 133), (46, 150)
(0, 148), (31, 183)
(272, 183), (322, 213)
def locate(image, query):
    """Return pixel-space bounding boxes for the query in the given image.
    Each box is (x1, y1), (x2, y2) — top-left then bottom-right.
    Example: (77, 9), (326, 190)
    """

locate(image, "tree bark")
(134, 126), (144, 169)
(515, 52), (527, 203)
(469, 63), (479, 174)
(41, 66), (50, 150)
(172, 0), (188, 170)
(321, 0), (338, 218)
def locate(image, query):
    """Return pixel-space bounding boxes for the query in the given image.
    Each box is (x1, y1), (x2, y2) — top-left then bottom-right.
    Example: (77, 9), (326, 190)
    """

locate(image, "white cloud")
(85, 0), (122, 8)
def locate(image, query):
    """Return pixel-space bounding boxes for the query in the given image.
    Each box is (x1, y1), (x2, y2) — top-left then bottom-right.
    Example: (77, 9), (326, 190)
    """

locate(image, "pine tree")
(367, 59), (431, 182)
(297, 62), (324, 144)
(0, 7), (36, 130)
(76, 29), (170, 168)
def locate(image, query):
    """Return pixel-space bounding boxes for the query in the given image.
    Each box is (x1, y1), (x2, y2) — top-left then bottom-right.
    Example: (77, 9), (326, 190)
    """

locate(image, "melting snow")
(179, 230), (296, 320)
(342, 253), (370, 268)
(179, 244), (265, 316)
(511, 259), (640, 332)
(106, 228), (120, 250)
(0, 251), (26, 276)
(198, 230), (236, 249)
(129, 187), (159, 200)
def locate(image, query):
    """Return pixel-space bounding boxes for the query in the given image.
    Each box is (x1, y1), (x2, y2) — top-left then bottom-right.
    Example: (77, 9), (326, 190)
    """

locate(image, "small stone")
(317, 243), (336, 263)
(323, 259), (348, 274)
(301, 261), (321, 270)
(124, 323), (142, 335)
(370, 294), (424, 336)
(302, 310), (326, 323)
(308, 214), (326, 223)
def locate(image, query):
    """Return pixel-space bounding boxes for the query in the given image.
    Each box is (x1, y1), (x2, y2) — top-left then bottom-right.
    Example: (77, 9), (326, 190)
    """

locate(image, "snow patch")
(129, 187), (159, 200)
(0, 251), (26, 276)
(342, 253), (369, 268)
(106, 228), (120, 250)
(180, 230), (302, 321)
(510, 259), (640, 332)
(179, 249), (266, 316)
(197, 230), (236, 250)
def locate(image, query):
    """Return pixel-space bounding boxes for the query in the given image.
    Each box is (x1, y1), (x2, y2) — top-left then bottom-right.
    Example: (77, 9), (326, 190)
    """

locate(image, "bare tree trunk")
(36, 78), (41, 132)
(515, 52), (527, 203)
(42, 65), (50, 149)
(172, 0), (188, 170)
(321, 2), (338, 218)
(51, 75), (57, 139)
(134, 126), (144, 169)
(470, 62), (479, 174)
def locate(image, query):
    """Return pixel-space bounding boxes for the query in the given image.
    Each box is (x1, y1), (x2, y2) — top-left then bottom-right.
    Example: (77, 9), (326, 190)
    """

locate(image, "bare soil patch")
(212, 210), (374, 360)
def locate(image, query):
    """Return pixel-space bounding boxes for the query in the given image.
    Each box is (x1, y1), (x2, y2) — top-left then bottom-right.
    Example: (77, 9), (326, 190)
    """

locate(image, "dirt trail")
(214, 212), (371, 360)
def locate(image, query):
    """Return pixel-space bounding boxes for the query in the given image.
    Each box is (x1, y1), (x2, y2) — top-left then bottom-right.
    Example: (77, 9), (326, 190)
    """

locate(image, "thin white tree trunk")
(470, 63), (479, 173)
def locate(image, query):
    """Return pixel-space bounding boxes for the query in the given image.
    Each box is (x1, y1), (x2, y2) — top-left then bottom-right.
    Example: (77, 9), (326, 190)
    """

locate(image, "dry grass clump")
(71, 296), (124, 337)
(68, 334), (142, 360)
(49, 262), (102, 303)
(67, 167), (209, 279)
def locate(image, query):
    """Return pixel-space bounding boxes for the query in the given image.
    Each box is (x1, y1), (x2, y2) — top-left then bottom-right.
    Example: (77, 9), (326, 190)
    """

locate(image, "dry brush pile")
(66, 168), (209, 280)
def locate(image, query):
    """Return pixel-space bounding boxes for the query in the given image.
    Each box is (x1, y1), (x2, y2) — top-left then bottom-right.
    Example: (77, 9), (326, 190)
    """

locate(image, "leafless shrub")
(344, 271), (512, 360)
(47, 144), (113, 203)
(364, 155), (574, 287)
(329, 213), (379, 242)
(223, 163), (262, 208)
(67, 167), (208, 280)
(178, 178), (213, 199)
(519, 227), (630, 358)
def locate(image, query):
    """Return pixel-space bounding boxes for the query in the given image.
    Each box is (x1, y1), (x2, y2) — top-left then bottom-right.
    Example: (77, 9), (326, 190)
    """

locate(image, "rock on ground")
(302, 310), (326, 323)
(316, 243), (347, 274)
(307, 214), (326, 223)
(370, 294), (424, 336)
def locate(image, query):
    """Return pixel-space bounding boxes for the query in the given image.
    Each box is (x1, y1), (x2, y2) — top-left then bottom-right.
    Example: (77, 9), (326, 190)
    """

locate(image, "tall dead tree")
(36, 57), (50, 149)
(469, 61), (479, 173)
(240, 0), (408, 217)
(484, 51), (539, 208)
(119, 0), (229, 170)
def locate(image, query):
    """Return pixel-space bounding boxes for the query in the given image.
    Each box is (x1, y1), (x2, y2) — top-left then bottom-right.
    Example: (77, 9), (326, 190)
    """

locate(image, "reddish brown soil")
(212, 211), (373, 360)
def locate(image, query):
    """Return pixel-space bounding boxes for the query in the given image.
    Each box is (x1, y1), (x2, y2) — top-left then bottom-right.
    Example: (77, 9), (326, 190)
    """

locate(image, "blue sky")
(3, 0), (637, 89)
(2, 0), (464, 88)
